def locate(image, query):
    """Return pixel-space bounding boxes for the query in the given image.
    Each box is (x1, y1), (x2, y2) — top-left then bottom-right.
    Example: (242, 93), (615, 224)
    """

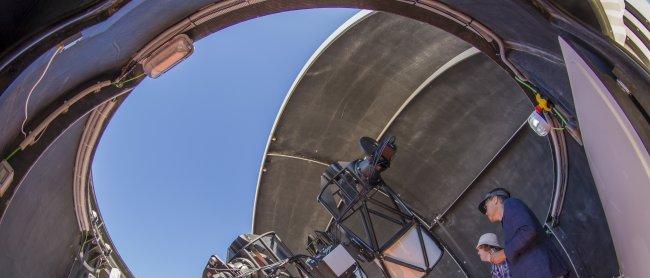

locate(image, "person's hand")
(490, 250), (506, 264)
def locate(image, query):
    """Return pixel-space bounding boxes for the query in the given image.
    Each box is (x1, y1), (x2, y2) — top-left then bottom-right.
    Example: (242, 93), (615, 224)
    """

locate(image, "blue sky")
(92, 8), (358, 277)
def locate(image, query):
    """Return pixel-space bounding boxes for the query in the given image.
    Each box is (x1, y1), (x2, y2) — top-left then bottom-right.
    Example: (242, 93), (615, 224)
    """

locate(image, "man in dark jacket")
(478, 188), (568, 278)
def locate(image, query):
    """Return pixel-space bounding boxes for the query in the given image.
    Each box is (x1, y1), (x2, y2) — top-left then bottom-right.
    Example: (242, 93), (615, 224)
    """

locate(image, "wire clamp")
(535, 93), (552, 112)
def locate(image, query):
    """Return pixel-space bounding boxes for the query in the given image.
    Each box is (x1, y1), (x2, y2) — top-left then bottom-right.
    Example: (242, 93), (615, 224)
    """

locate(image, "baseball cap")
(478, 188), (510, 214)
(476, 233), (501, 249)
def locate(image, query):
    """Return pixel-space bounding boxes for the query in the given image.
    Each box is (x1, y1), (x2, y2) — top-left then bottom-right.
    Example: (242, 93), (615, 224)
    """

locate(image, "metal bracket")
(0, 160), (14, 197)
(546, 224), (591, 277)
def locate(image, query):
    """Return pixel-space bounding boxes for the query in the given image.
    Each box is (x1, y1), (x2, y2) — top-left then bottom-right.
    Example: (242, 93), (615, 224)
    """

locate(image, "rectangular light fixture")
(0, 160), (14, 197)
(141, 34), (194, 78)
(528, 110), (551, 136)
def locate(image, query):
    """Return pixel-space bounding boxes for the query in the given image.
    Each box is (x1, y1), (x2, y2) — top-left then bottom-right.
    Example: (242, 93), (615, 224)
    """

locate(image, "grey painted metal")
(557, 134), (619, 277)
(0, 0), (643, 276)
(1, 0), (644, 173)
(0, 116), (88, 277)
(546, 112), (568, 224)
(378, 53), (532, 223)
(435, 234), (470, 278)
(0, 75), (136, 277)
(0, 0), (124, 76)
(376, 47), (481, 140)
(322, 45), (482, 237)
(20, 80), (113, 150)
(266, 153), (331, 167)
(377, 52), (560, 276)
(429, 128), (554, 276)
(0, 77), (136, 225)
(426, 251), (467, 278)
(252, 13), (576, 274)
(74, 99), (121, 232)
(252, 9), (374, 231)
(1, 1), (644, 154)
(431, 119), (528, 226)
(254, 12), (474, 252)
(546, 223), (587, 277)
(255, 155), (330, 253)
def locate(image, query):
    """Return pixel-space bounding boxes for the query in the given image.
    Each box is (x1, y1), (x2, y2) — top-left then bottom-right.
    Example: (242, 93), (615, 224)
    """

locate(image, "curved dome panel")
(254, 11), (476, 247)
(0, 116), (88, 276)
(253, 11), (619, 277)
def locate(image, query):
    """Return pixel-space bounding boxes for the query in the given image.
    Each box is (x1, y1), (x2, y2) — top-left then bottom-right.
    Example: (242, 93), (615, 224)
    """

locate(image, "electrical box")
(0, 160), (14, 197)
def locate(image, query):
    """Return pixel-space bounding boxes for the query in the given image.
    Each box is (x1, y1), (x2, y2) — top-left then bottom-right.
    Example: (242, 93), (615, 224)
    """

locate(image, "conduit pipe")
(74, 99), (121, 232)
(126, 0), (528, 82)
(19, 80), (113, 149)
(545, 112), (568, 226)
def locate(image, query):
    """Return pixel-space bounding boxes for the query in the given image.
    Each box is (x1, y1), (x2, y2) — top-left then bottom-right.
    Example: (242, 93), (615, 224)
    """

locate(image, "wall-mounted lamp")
(528, 110), (551, 136)
(140, 34), (194, 78)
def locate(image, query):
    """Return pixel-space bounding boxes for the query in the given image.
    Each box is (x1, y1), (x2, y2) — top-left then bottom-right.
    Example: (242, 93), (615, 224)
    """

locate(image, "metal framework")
(226, 232), (312, 278)
(318, 156), (443, 277)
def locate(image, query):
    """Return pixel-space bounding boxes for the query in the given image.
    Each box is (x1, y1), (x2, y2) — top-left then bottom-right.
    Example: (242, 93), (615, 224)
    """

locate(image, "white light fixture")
(141, 34), (194, 78)
(0, 160), (14, 197)
(528, 110), (551, 136)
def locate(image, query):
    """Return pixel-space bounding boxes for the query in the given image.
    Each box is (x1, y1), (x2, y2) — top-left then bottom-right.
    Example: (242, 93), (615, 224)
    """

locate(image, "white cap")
(476, 233), (501, 249)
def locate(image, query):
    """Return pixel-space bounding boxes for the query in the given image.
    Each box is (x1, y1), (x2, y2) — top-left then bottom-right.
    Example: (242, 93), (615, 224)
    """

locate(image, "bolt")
(616, 79), (631, 95)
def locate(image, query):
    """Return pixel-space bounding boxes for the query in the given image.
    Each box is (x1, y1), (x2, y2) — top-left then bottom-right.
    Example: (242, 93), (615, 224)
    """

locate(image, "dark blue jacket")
(502, 198), (567, 278)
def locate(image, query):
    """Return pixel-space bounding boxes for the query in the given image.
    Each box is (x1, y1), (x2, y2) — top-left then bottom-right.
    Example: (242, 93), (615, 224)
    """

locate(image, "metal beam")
(435, 224), (470, 278)
(74, 99), (120, 232)
(376, 47), (481, 140)
(431, 119), (528, 226)
(546, 112), (568, 225)
(423, 120), (529, 277)
(265, 153), (331, 167)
